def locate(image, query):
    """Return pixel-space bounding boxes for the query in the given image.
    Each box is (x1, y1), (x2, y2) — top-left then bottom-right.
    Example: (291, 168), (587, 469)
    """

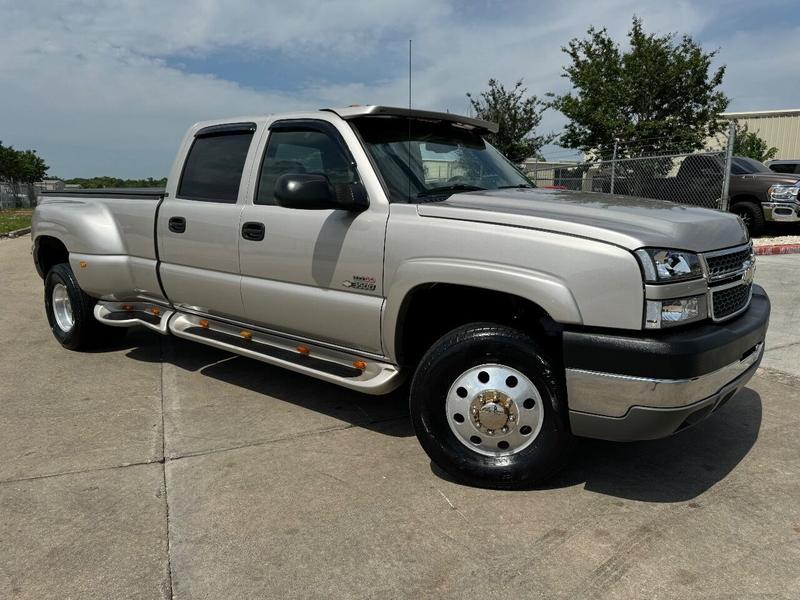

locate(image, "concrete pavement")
(1, 234), (799, 599)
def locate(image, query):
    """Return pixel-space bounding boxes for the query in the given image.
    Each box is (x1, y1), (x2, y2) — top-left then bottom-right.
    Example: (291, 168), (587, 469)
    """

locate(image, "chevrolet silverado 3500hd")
(32, 106), (769, 488)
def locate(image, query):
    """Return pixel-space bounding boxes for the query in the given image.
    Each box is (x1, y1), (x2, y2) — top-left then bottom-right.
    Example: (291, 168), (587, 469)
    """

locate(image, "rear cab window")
(178, 123), (256, 203)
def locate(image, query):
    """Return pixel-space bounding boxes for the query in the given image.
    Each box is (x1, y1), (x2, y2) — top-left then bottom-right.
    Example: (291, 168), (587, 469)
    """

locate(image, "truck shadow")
(434, 390), (762, 502)
(123, 333), (414, 438)
(119, 329), (762, 502)
(521, 389), (761, 502)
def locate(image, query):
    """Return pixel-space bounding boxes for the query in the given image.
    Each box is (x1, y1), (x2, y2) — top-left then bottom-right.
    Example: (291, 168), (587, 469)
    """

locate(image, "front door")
(158, 122), (258, 319)
(238, 119), (388, 354)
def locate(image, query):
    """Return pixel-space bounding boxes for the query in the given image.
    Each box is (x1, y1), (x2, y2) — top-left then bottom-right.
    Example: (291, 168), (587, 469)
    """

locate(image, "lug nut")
(501, 426), (508, 433)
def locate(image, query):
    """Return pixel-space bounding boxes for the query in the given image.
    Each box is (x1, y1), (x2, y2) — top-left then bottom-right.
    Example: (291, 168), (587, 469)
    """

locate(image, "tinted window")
(178, 132), (254, 202)
(769, 162), (798, 174)
(731, 157), (770, 175)
(256, 129), (355, 205)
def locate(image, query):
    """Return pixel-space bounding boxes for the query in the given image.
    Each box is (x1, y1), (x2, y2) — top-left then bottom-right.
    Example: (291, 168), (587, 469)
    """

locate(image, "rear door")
(238, 118), (388, 354)
(157, 122), (259, 319)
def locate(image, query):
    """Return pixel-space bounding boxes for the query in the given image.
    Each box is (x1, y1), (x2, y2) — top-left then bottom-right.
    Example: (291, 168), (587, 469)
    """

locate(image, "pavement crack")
(435, 487), (470, 524)
(0, 458), (164, 486)
(159, 338), (175, 600)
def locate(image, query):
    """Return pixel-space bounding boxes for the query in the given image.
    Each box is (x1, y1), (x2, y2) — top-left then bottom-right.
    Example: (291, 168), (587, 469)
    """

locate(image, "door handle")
(241, 221), (266, 241)
(168, 216), (186, 234)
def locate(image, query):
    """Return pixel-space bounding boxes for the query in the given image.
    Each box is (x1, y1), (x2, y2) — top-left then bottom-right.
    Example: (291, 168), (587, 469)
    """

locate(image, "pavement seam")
(160, 338), (175, 600)
(0, 414), (409, 487)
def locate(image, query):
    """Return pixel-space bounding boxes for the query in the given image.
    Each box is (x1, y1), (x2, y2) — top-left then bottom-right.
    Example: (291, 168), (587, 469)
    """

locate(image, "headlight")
(645, 295), (707, 329)
(768, 184), (800, 201)
(635, 248), (703, 283)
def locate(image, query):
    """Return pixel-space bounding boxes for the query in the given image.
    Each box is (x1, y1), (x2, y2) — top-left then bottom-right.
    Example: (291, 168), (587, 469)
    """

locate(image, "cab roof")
(322, 105), (499, 134)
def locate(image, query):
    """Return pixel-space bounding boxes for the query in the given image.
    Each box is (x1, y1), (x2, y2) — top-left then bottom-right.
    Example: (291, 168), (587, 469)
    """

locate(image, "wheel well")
(34, 236), (69, 278)
(395, 283), (562, 368)
(730, 194), (761, 207)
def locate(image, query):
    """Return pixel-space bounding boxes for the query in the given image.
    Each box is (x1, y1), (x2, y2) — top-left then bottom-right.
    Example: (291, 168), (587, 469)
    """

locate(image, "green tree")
(732, 122), (778, 162)
(549, 17), (729, 158)
(467, 79), (553, 163)
(0, 141), (48, 203)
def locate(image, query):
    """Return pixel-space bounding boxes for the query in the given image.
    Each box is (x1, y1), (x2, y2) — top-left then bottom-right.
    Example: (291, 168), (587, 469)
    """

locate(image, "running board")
(168, 312), (403, 395)
(94, 301), (174, 334)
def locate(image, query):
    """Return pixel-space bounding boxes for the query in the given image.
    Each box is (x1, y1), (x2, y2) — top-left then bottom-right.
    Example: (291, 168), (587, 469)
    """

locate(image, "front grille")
(712, 283), (752, 319)
(705, 246), (752, 280)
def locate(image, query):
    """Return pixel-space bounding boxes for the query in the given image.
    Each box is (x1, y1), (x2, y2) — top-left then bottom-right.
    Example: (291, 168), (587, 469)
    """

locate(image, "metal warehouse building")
(723, 109), (800, 159)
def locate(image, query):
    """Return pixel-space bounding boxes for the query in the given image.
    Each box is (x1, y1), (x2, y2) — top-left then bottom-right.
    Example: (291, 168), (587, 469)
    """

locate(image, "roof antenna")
(407, 39), (412, 203)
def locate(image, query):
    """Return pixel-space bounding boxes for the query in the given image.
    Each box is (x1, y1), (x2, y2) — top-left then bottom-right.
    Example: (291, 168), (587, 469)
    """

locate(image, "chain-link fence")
(526, 125), (736, 211)
(0, 182), (38, 209)
(525, 151), (730, 210)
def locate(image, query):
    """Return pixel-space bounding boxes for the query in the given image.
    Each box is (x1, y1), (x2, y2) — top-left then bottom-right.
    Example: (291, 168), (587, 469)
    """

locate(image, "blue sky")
(1, 0), (799, 178)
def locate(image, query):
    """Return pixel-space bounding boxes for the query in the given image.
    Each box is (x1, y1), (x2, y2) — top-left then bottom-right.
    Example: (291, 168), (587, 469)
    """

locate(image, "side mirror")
(274, 173), (368, 211)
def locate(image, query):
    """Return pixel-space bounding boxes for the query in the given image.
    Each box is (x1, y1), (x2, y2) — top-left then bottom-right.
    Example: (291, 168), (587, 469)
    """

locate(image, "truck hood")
(739, 172), (800, 185)
(416, 188), (748, 253)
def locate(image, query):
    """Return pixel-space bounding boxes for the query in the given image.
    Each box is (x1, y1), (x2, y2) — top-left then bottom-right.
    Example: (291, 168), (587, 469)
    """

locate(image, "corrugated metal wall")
(723, 110), (800, 159)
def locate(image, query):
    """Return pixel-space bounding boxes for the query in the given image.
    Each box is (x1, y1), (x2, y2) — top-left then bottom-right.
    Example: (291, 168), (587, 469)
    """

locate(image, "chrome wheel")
(446, 363), (544, 457)
(51, 283), (74, 332)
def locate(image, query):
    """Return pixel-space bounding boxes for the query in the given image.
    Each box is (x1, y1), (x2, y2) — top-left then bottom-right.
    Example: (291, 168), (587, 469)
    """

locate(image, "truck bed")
(40, 187), (165, 199)
(34, 188), (166, 303)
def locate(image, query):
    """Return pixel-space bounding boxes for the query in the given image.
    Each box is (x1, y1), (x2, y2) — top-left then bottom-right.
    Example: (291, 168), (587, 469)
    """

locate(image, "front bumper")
(763, 200), (800, 222)
(564, 285), (770, 441)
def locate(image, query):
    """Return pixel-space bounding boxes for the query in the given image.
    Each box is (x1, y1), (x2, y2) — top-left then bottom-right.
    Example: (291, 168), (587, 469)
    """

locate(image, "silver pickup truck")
(32, 106), (770, 488)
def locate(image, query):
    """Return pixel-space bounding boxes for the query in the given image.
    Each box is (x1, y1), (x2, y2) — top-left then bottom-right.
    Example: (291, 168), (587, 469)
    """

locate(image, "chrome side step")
(168, 312), (403, 395)
(94, 301), (174, 334)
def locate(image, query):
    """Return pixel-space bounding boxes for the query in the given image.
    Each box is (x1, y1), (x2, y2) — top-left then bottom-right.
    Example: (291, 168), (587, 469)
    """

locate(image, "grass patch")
(0, 209), (33, 234)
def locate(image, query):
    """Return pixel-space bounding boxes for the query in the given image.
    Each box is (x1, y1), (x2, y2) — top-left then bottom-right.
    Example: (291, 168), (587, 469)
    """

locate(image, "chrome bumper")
(563, 287), (770, 442)
(567, 343), (763, 441)
(566, 342), (763, 418)
(763, 200), (800, 222)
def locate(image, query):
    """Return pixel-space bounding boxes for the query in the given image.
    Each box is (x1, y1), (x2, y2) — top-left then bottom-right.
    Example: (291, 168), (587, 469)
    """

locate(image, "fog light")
(645, 295), (707, 329)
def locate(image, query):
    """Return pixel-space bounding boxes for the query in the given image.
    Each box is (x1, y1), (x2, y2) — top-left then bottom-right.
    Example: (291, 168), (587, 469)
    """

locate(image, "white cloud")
(0, 0), (796, 177)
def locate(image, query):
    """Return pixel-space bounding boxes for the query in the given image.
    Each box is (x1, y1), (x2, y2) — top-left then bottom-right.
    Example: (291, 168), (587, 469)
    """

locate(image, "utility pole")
(720, 122), (735, 212)
(609, 138), (619, 195)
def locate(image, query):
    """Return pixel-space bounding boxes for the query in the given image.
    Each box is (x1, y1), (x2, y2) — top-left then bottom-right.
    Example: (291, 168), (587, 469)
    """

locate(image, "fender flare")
(381, 258), (583, 359)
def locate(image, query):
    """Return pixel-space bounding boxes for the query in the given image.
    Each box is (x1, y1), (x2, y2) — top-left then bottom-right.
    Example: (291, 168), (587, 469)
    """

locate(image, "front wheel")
(731, 201), (765, 237)
(44, 263), (126, 350)
(409, 323), (573, 489)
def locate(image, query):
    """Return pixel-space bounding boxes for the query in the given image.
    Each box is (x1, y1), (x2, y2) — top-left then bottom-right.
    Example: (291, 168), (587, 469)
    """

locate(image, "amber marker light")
(79, 261), (87, 268)
(149, 307), (161, 316)
(240, 330), (253, 340)
(353, 360), (367, 371)
(198, 319), (210, 329)
(297, 345), (310, 355)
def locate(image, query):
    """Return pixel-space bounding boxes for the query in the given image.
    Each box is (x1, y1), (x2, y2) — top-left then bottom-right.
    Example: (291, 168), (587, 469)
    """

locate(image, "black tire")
(409, 323), (573, 489)
(44, 262), (126, 351)
(731, 201), (765, 237)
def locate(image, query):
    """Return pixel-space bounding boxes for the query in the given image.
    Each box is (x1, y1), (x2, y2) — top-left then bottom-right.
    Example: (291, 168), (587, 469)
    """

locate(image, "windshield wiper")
(497, 184), (534, 189)
(417, 184), (486, 198)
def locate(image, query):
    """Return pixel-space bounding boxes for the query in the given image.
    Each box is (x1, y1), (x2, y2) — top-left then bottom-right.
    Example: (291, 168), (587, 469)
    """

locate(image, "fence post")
(720, 122), (735, 212)
(610, 139), (619, 195)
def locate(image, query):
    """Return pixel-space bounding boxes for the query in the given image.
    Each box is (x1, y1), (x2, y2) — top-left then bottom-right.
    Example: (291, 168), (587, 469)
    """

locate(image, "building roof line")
(722, 109), (800, 117)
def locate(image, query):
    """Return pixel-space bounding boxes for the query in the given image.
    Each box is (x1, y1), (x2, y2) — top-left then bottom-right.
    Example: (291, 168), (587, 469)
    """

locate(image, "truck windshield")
(350, 116), (532, 203)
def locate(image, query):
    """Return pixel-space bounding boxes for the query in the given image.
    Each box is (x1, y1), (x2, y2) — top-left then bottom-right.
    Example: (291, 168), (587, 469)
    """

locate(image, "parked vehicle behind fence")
(766, 159), (800, 175)
(31, 106), (770, 488)
(533, 154), (800, 236)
